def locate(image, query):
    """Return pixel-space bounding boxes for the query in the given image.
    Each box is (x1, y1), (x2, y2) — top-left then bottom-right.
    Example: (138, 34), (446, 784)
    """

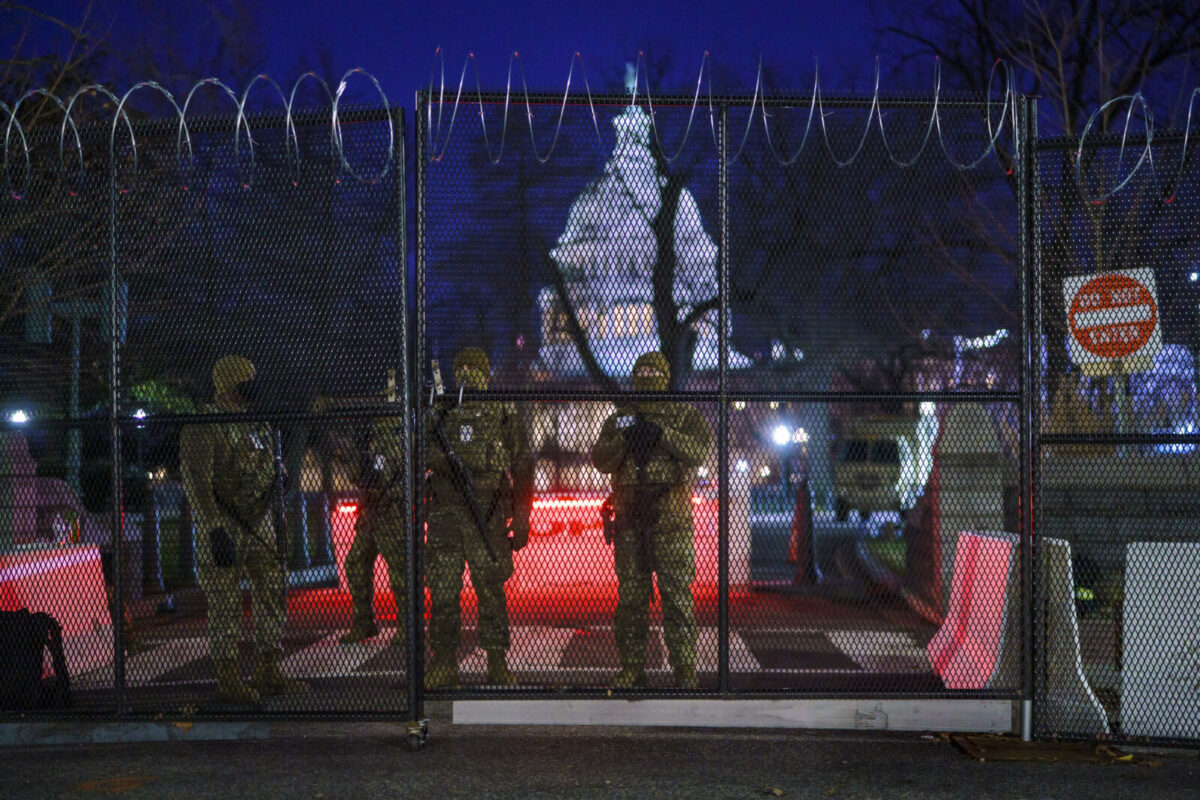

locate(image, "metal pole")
(411, 94), (426, 720)
(717, 101), (730, 695)
(1017, 95), (1040, 742)
(108, 128), (126, 717)
(68, 314), (82, 497)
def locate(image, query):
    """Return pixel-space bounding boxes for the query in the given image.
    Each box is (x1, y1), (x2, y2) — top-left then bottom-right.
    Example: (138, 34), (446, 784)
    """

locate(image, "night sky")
(252, 0), (878, 92)
(28, 0), (886, 98)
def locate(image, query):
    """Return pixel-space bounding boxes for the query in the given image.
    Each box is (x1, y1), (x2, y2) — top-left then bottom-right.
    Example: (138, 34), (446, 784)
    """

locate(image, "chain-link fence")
(1034, 123), (1200, 745)
(2, 99), (414, 722)
(6, 79), (1199, 747)
(416, 92), (1028, 701)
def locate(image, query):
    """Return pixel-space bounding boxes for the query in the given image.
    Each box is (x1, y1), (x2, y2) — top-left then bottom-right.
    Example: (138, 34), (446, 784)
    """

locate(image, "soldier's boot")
(673, 664), (698, 690)
(214, 659), (260, 705)
(250, 649), (310, 696)
(424, 651), (460, 690)
(339, 619), (380, 644)
(610, 664), (646, 689)
(485, 649), (518, 687)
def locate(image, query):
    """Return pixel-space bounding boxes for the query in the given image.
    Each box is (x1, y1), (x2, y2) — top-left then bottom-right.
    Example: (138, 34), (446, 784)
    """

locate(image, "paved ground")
(2, 701), (1196, 799)
(58, 521), (937, 715)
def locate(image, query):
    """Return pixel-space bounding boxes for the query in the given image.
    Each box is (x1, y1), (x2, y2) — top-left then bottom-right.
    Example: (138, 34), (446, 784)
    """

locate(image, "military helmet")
(454, 347), (490, 376)
(213, 355), (255, 397)
(632, 351), (669, 392)
(632, 351), (669, 378)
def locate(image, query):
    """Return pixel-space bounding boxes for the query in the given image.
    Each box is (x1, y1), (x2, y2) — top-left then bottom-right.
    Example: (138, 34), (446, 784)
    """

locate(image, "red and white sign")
(1063, 268), (1162, 374)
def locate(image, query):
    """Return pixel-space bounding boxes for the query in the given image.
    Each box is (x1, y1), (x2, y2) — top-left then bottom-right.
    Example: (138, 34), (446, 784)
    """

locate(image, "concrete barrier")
(927, 532), (1018, 690)
(1122, 542), (1200, 740)
(928, 531), (1111, 735)
(0, 544), (113, 679)
(1038, 537), (1110, 735)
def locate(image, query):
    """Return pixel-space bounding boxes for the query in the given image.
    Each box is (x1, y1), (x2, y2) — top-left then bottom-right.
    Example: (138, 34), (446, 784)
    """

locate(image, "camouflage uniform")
(591, 352), (711, 688)
(424, 348), (532, 687)
(341, 415), (408, 644)
(181, 407), (285, 662)
(179, 356), (305, 703)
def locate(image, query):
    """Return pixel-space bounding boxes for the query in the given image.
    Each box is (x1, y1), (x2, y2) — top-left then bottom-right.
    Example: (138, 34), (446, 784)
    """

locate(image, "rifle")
(271, 426), (288, 555)
(428, 396), (498, 564)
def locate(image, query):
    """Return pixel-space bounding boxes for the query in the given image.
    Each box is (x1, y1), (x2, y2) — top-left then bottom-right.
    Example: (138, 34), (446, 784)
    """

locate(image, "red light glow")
(532, 498), (605, 510)
(335, 502), (358, 514)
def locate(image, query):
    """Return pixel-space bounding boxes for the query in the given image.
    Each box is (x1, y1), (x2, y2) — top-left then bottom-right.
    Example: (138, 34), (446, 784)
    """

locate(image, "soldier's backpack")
(0, 609), (72, 710)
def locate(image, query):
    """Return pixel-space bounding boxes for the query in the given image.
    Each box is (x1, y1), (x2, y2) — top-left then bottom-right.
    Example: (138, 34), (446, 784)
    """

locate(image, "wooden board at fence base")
(1063, 269), (1163, 376)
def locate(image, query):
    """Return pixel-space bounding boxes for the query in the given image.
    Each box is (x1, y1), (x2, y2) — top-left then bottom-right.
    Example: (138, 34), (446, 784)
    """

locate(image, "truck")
(831, 415), (921, 522)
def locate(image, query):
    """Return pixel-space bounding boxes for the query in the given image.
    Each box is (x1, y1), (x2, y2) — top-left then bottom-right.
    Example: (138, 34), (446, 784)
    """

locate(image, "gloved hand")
(508, 517), (531, 552)
(622, 418), (663, 468)
(209, 526), (237, 568)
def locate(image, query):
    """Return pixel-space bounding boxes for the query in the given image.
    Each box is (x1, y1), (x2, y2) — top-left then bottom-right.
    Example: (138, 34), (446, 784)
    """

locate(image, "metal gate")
(415, 88), (1032, 717)
(1032, 105), (1200, 745)
(1, 78), (417, 726)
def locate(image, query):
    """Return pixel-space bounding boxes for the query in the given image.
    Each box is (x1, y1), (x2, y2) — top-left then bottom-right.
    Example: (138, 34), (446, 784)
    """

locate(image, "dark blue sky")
(254, 0), (877, 95)
(28, 0), (885, 100)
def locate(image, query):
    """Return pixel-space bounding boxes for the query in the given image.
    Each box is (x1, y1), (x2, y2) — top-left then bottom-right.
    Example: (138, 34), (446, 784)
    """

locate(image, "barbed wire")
(0, 69), (394, 197)
(423, 51), (1019, 170)
(4, 61), (1198, 202)
(1073, 90), (1200, 206)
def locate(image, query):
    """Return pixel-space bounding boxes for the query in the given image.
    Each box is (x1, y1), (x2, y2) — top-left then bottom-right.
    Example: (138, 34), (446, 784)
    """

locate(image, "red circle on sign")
(1068, 273), (1157, 359)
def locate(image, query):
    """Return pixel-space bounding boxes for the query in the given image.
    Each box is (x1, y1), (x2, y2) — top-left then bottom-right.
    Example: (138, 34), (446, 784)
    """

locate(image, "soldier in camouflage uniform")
(180, 356), (308, 704)
(423, 348), (533, 689)
(591, 351), (712, 689)
(339, 414), (408, 646)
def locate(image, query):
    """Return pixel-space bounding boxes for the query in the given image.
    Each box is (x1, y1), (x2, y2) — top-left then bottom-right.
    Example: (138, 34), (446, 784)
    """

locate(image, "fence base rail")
(453, 698), (1014, 732)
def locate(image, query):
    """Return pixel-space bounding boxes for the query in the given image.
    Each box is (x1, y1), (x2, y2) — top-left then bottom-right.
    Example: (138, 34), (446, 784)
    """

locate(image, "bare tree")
(879, 0), (1200, 413)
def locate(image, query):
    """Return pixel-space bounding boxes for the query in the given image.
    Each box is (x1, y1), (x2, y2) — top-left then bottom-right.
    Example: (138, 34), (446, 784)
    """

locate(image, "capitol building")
(530, 87), (750, 494)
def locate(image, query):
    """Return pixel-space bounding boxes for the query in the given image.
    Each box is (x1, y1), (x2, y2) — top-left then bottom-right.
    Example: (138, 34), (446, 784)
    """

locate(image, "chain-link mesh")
(417, 93), (1023, 698)
(1035, 131), (1200, 744)
(2, 118), (120, 716)
(2, 105), (411, 719)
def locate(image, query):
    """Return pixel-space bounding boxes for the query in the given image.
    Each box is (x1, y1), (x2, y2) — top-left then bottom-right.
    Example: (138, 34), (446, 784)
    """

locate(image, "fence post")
(717, 100), (730, 695)
(413, 93), (428, 717)
(108, 120), (126, 718)
(1017, 94), (1040, 741)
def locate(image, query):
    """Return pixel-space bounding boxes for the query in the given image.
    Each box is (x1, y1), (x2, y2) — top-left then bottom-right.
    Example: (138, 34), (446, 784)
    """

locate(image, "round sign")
(1067, 272), (1158, 359)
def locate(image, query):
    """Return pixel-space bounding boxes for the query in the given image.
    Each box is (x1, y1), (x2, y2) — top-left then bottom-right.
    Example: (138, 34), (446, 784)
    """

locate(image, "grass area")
(865, 538), (906, 577)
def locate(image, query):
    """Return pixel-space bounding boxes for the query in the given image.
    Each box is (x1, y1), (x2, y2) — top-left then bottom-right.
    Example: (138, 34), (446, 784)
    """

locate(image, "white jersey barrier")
(1123, 542), (1200, 740)
(927, 531), (1109, 735)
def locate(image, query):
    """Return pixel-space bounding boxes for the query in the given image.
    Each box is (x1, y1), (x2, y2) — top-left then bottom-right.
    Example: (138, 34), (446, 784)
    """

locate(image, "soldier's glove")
(623, 418), (663, 469)
(508, 517), (531, 552)
(209, 526), (237, 568)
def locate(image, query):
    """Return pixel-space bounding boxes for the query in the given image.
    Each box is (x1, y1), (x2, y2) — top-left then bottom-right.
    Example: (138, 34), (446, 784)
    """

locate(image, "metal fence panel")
(1034, 129), (1200, 745)
(1, 103), (412, 720)
(417, 92), (1024, 700)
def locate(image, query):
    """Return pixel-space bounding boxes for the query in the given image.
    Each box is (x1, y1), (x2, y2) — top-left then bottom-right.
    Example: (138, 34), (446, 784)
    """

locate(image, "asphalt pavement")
(2, 701), (1196, 800)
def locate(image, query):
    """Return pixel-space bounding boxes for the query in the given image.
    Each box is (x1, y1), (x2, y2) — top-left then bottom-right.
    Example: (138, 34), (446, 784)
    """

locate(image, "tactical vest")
(208, 406), (275, 520)
(610, 403), (693, 487)
(440, 401), (509, 480)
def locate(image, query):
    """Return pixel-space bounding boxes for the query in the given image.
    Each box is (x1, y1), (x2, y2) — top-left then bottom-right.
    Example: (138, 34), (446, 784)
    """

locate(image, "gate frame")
(413, 90), (1036, 725)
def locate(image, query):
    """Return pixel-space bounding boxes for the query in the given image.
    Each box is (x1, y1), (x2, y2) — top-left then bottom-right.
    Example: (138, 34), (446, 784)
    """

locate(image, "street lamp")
(772, 424), (791, 446)
(8, 409), (29, 425)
